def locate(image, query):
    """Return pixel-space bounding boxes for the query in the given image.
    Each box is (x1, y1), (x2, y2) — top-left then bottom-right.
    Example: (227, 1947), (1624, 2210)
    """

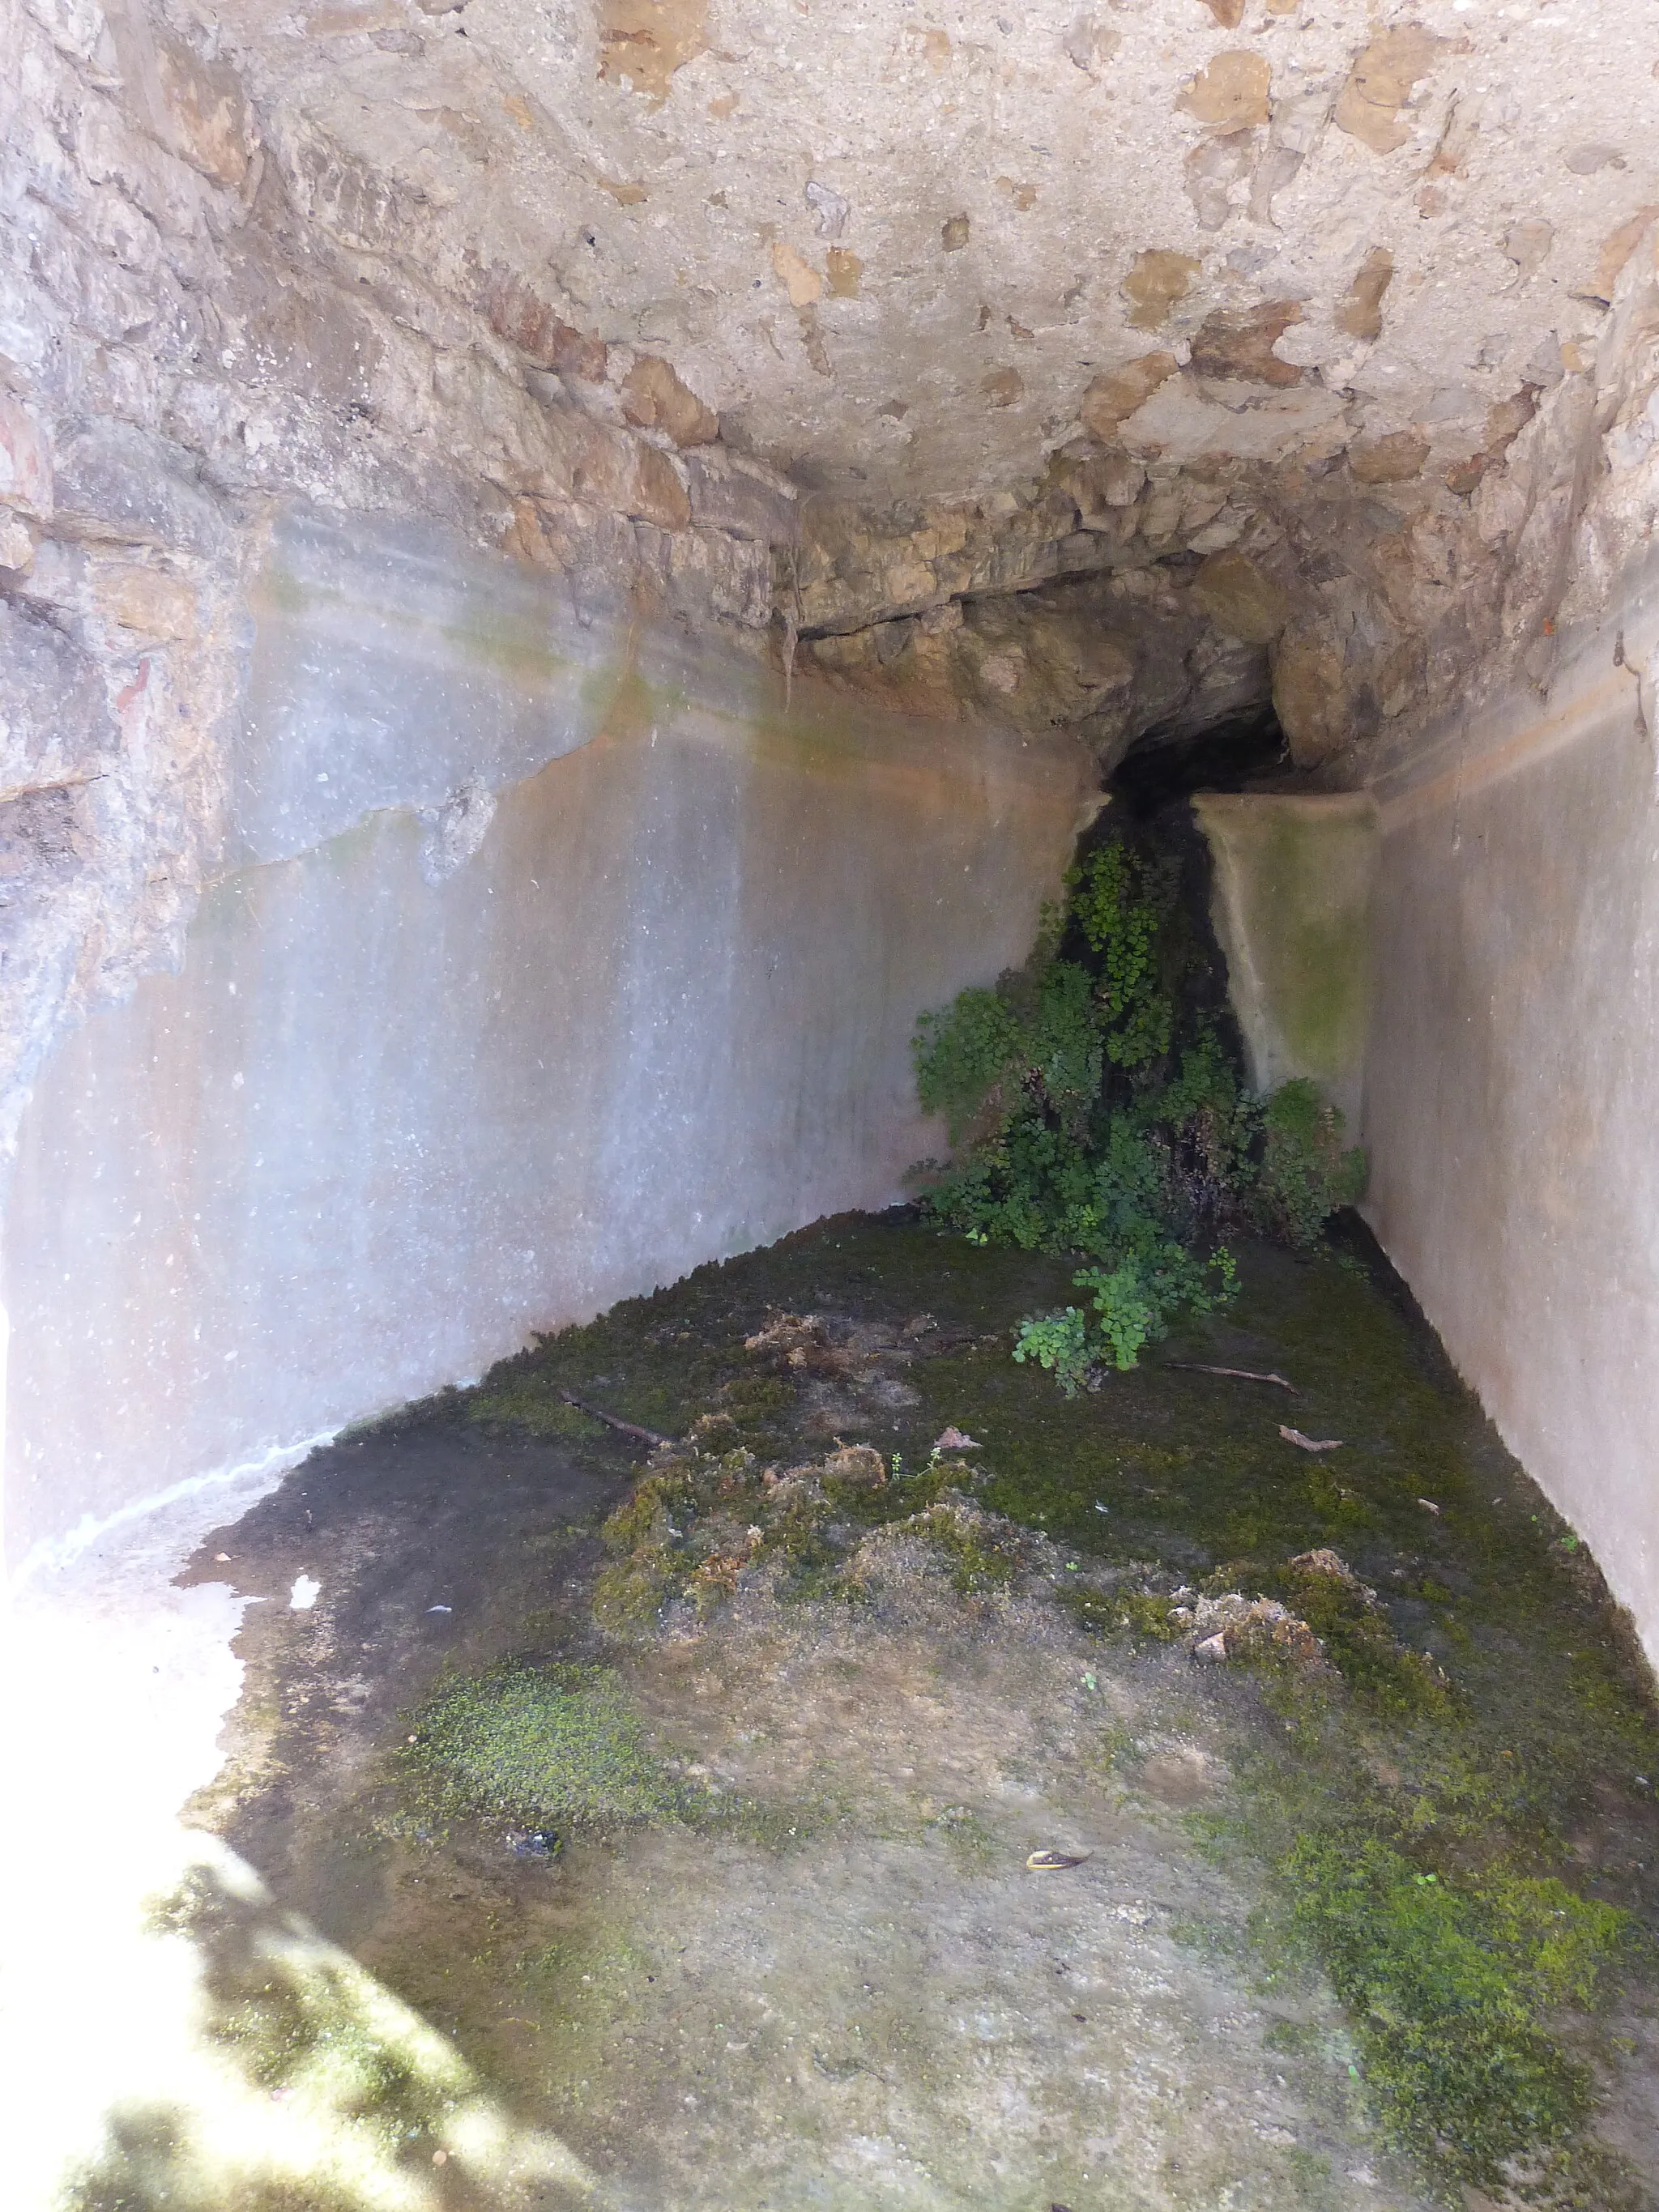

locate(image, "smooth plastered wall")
(3, 511), (1088, 1572)
(1194, 792), (1379, 1132)
(1363, 555), (1659, 1668)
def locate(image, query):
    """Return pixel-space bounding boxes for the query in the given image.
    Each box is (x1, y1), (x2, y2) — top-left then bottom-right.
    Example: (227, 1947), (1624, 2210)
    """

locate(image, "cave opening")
(1109, 703), (1292, 820)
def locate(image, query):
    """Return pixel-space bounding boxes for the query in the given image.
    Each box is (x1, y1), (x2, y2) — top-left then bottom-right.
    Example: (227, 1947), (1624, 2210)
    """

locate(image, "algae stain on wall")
(1194, 793), (1380, 1127)
(5, 599), (1087, 1570)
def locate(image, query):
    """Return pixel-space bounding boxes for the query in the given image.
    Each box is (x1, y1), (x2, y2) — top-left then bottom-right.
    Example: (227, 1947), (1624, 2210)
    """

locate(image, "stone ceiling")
(156, 0), (1659, 777)
(236, 0), (1655, 508)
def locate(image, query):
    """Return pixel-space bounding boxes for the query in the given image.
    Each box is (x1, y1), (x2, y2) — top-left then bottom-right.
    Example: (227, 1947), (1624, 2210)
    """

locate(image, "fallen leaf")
(1418, 1497), (1442, 1515)
(1026, 1848), (1092, 1870)
(933, 1426), (981, 1451)
(1280, 1426), (1342, 1452)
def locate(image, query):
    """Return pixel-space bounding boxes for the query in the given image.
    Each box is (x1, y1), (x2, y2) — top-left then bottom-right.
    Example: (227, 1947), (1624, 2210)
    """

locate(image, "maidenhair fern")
(912, 816), (1364, 1389)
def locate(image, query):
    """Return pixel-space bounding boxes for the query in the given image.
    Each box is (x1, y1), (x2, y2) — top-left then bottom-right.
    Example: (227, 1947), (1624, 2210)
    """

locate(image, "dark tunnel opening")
(1107, 703), (1292, 820)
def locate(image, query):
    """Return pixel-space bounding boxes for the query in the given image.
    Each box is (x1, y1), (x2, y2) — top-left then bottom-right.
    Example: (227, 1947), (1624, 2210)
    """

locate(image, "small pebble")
(508, 1829), (563, 1859)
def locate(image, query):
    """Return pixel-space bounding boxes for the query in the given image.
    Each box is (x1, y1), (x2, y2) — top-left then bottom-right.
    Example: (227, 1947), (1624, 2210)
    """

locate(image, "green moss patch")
(1275, 1833), (1627, 2183)
(592, 1430), (1035, 1631)
(465, 1385), (607, 1438)
(399, 1662), (688, 1832)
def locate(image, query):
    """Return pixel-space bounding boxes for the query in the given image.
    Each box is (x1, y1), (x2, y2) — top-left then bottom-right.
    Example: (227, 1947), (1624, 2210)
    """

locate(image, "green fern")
(913, 820), (1362, 1392)
(1254, 1078), (1367, 1248)
(1011, 1308), (1093, 1396)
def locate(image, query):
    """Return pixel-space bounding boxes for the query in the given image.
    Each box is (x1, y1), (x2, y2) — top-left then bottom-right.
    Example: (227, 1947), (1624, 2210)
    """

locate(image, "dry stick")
(1164, 1362), (1299, 1392)
(557, 1387), (671, 1448)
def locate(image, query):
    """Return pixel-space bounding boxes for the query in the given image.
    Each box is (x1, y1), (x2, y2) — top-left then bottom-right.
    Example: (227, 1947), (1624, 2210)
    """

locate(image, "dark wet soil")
(183, 1421), (629, 1945)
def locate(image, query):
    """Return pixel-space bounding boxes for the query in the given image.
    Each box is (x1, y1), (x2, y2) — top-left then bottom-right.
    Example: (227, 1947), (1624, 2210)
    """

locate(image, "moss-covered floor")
(107, 1210), (1659, 2212)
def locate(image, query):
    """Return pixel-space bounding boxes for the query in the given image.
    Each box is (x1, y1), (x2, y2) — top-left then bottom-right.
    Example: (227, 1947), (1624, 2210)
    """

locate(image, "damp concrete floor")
(48, 1212), (1659, 2212)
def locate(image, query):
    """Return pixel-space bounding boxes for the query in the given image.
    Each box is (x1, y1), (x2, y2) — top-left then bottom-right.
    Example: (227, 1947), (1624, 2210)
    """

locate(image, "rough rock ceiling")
(235, 0), (1657, 507)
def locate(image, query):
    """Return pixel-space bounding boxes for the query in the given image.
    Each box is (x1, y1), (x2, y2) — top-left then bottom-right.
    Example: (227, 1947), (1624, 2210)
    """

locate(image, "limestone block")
(1374, 633), (1424, 720)
(1080, 353), (1179, 439)
(152, 31), (257, 189)
(73, 99), (207, 240)
(1473, 466), (1529, 544)
(24, 197), (189, 350)
(534, 403), (638, 512)
(598, 0), (709, 101)
(633, 443), (693, 531)
(14, 36), (85, 211)
(0, 514), (34, 571)
(0, 262), (49, 377)
(684, 449), (798, 543)
(24, 0), (112, 66)
(0, 596), (117, 795)
(1179, 50), (1271, 131)
(215, 262), (386, 416)
(1271, 620), (1347, 766)
(1191, 300), (1306, 388)
(642, 524), (773, 629)
(52, 420), (226, 553)
(1334, 248), (1394, 342)
(1349, 432), (1430, 485)
(1122, 253), (1201, 331)
(1186, 515), (1244, 554)
(1333, 25), (1452, 156)
(1064, 10), (1119, 74)
(92, 562), (199, 643)
(282, 121), (407, 256)
(1191, 548), (1290, 644)
(83, 183), (165, 279)
(621, 355), (719, 445)
(1124, 375), (1344, 467)
(1059, 446), (1145, 532)
(0, 393), (53, 519)
(1184, 129), (1257, 233)
(772, 241), (824, 307)
(480, 264), (608, 381)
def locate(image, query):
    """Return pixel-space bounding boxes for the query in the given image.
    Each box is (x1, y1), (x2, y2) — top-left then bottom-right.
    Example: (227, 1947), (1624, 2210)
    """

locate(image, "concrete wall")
(1194, 792), (1378, 1132)
(1363, 554), (1659, 1668)
(3, 509), (1088, 1575)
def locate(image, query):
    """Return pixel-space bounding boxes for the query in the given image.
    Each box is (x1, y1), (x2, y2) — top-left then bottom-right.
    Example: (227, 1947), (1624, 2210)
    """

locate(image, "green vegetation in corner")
(1277, 1834), (1627, 2181)
(911, 821), (1365, 1388)
(1257, 1078), (1368, 1249)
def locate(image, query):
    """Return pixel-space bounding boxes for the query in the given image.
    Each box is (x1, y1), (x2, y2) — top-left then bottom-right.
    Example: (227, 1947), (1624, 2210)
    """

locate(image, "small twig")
(557, 1387), (670, 1448)
(1165, 1362), (1298, 1392)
